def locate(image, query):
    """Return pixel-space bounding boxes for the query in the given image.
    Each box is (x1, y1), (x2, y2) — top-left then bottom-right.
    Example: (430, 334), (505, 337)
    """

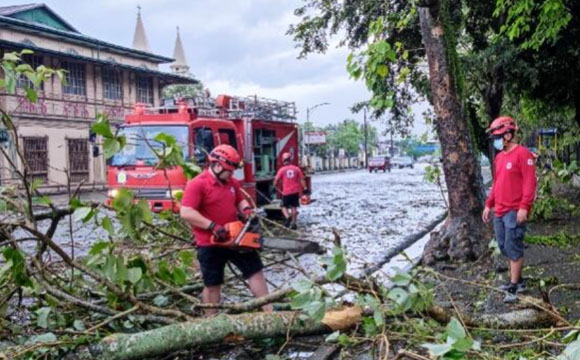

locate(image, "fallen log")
(428, 305), (556, 329)
(72, 307), (363, 360)
(363, 211), (448, 276)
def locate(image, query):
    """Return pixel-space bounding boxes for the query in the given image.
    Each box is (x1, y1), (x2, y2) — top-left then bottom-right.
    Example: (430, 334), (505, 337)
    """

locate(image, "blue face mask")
(493, 138), (504, 151)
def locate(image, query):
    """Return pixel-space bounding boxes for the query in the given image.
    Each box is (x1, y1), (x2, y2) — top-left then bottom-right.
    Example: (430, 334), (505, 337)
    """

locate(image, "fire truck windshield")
(109, 125), (189, 166)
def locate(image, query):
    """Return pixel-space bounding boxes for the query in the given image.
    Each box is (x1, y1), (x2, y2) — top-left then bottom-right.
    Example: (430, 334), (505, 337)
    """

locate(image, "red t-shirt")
(181, 170), (245, 247)
(485, 145), (537, 217)
(275, 165), (304, 196)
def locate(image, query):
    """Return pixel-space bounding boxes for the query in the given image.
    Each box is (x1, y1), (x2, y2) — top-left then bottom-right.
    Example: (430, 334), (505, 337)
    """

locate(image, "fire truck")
(106, 94), (310, 217)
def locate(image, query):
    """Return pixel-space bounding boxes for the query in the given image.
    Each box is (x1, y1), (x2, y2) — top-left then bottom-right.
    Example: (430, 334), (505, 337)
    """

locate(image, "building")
(0, 3), (196, 191)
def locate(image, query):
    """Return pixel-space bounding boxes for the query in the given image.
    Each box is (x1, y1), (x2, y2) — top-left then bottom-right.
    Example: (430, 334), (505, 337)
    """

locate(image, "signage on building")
(304, 131), (326, 145)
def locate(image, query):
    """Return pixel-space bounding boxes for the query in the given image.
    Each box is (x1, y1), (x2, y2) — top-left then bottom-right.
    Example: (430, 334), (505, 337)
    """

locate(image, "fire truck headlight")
(108, 189), (119, 198)
(166, 189), (183, 201)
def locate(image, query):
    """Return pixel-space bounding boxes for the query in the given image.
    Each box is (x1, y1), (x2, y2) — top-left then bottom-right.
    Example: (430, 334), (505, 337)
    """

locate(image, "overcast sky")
(10, 0), (431, 138)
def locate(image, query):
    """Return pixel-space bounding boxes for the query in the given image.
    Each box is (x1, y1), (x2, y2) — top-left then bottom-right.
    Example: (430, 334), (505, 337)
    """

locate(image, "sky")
(7, 0), (431, 138)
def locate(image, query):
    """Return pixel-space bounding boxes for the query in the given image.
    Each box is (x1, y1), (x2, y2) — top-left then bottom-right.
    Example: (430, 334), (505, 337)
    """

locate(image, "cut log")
(72, 307), (362, 360)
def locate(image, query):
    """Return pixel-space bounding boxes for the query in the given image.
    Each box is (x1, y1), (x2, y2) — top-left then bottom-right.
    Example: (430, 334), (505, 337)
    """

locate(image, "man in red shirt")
(482, 116), (537, 303)
(180, 144), (272, 314)
(275, 152), (307, 229)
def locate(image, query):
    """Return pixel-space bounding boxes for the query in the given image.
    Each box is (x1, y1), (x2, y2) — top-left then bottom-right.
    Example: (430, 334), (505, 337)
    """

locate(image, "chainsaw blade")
(261, 237), (322, 254)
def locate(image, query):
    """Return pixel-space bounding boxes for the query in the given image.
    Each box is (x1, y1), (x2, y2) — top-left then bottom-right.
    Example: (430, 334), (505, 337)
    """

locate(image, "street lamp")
(304, 102), (330, 161)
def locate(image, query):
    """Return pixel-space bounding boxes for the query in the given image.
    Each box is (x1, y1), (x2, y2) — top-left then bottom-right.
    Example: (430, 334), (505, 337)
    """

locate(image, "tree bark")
(575, 87), (580, 129)
(72, 307), (362, 360)
(417, 1), (490, 264)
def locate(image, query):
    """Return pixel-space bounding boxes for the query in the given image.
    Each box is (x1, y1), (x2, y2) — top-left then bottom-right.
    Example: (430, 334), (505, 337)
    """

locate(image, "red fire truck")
(106, 94), (310, 216)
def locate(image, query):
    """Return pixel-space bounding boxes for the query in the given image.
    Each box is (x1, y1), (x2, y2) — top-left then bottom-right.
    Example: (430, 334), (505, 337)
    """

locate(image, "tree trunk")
(575, 87), (580, 129)
(71, 308), (362, 360)
(417, 0), (490, 264)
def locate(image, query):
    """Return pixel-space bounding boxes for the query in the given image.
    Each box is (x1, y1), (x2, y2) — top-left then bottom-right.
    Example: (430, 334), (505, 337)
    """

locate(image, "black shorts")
(197, 247), (264, 286)
(282, 193), (300, 208)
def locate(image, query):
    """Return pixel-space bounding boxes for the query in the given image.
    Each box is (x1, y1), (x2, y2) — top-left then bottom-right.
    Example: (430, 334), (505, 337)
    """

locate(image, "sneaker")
(284, 218), (291, 228)
(499, 279), (526, 293)
(503, 286), (518, 303)
(290, 223), (298, 230)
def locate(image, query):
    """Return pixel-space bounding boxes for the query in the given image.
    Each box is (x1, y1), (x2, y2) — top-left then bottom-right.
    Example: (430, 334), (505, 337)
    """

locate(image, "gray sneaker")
(499, 279), (526, 293)
(503, 286), (518, 303)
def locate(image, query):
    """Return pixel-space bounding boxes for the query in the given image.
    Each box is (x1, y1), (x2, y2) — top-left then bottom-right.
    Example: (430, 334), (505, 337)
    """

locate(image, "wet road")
(15, 164), (460, 282)
(293, 164), (448, 277)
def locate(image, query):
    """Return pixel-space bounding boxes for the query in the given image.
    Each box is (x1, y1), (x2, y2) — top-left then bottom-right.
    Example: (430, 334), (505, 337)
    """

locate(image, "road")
(290, 164), (448, 278)
(15, 164), (480, 284)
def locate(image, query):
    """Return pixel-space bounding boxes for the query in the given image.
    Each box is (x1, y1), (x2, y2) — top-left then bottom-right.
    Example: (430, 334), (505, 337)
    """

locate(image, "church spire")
(132, 5), (151, 52)
(170, 26), (191, 76)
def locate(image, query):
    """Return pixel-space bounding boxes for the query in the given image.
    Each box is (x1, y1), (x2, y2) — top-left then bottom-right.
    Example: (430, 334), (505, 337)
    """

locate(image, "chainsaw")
(210, 218), (322, 254)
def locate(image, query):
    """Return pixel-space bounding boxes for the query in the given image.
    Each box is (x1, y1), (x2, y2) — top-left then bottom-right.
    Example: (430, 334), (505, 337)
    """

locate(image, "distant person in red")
(275, 152), (307, 229)
(482, 116), (537, 303)
(180, 144), (272, 315)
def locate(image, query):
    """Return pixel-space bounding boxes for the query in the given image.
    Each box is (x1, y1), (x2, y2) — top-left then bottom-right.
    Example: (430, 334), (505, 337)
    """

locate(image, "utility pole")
(305, 102), (330, 169)
(364, 107), (368, 168)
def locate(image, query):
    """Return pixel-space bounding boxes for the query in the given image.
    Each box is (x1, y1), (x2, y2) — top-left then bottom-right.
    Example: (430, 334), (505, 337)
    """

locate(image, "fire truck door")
(217, 128), (245, 181)
(193, 127), (214, 167)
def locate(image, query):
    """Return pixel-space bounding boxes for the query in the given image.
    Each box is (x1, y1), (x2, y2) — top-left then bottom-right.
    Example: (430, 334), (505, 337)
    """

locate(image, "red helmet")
(282, 152), (292, 163)
(208, 145), (242, 171)
(487, 116), (518, 137)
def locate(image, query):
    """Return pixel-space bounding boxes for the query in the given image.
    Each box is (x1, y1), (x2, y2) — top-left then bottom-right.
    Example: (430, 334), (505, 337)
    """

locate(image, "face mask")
(493, 138), (504, 151)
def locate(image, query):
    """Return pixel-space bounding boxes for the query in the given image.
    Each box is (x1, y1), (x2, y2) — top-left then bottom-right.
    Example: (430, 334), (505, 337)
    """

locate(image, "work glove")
(242, 206), (255, 220)
(303, 188), (310, 195)
(208, 222), (228, 243)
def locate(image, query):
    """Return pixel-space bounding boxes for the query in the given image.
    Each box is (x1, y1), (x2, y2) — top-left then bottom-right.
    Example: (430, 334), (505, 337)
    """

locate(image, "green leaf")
(387, 288), (409, 306)
(91, 116), (114, 138)
(422, 342), (453, 356)
(25, 332), (57, 345)
(74, 207), (94, 223)
(112, 189), (134, 211)
(89, 241), (110, 256)
(103, 137), (121, 159)
(290, 291), (312, 309)
(102, 216), (115, 236)
(291, 279), (313, 293)
(377, 64), (388, 77)
(36, 307), (51, 329)
(127, 267), (143, 284)
(338, 333), (352, 346)
(302, 300), (326, 323)
(153, 295), (169, 307)
(36, 195), (53, 206)
(325, 331), (340, 342)
(172, 267), (187, 286)
(24, 86), (38, 102)
(73, 319), (86, 331)
(179, 250), (195, 268)
(390, 272), (412, 286)
(446, 317), (467, 342)
(558, 338), (580, 360)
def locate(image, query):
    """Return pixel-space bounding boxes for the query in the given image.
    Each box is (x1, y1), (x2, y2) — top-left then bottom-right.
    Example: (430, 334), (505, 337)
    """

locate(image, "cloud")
(19, 0), (430, 134)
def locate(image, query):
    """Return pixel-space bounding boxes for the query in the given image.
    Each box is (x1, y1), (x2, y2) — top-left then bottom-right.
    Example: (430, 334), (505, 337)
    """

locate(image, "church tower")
(170, 27), (191, 76)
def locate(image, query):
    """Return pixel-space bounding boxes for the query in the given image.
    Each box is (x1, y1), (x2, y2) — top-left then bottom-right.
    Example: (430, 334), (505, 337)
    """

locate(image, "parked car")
(392, 156), (414, 169)
(368, 155), (391, 172)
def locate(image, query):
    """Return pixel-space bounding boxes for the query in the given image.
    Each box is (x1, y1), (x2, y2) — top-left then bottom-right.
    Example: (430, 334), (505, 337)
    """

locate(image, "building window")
(61, 61), (86, 95)
(22, 136), (48, 184)
(102, 67), (123, 100)
(136, 75), (153, 104)
(17, 55), (44, 90)
(67, 139), (89, 183)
